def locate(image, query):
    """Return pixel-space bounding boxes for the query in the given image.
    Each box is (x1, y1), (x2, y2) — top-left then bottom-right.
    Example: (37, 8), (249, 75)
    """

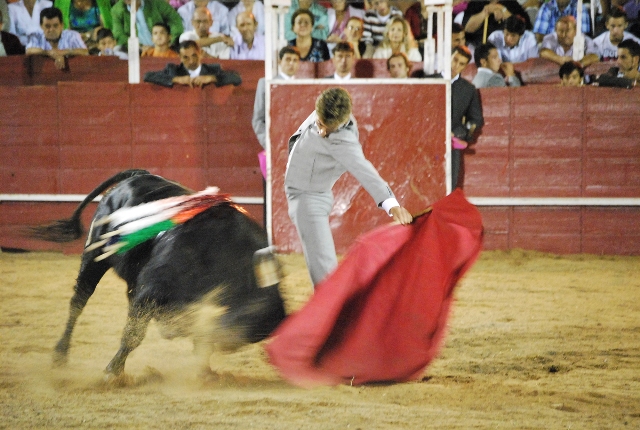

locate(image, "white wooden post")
(263, 0), (291, 244)
(128, 0), (140, 84)
(573, 0), (585, 61)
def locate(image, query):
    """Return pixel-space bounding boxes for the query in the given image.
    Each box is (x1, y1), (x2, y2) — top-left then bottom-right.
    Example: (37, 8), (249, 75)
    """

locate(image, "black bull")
(30, 170), (286, 378)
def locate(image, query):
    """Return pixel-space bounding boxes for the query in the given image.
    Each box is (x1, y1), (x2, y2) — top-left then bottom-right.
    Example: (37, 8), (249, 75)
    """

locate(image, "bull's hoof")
(103, 372), (134, 387)
(52, 350), (68, 368)
(199, 368), (242, 387)
(102, 367), (163, 387)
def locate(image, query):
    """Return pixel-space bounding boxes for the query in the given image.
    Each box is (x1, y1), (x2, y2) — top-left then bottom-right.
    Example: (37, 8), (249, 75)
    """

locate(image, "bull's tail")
(27, 169), (151, 243)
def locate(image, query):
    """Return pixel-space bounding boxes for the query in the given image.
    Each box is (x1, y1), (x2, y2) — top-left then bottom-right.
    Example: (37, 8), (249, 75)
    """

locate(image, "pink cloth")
(452, 136), (468, 149)
(258, 150), (267, 179)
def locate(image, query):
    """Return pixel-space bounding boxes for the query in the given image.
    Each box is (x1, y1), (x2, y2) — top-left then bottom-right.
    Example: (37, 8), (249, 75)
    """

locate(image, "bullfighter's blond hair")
(315, 87), (352, 127)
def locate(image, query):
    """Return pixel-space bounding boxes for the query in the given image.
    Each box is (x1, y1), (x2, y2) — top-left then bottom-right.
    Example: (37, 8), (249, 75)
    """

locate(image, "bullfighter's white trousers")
(285, 187), (337, 287)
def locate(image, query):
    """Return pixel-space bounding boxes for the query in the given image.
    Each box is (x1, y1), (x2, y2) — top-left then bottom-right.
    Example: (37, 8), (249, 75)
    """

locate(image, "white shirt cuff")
(381, 198), (400, 216)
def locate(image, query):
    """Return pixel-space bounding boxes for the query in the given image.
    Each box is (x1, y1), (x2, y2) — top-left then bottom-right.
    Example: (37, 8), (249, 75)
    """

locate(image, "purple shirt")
(26, 29), (86, 50)
(230, 32), (265, 60)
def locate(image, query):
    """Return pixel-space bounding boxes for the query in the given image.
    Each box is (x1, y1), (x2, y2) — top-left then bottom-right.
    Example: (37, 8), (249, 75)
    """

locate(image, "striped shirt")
(26, 29), (86, 50)
(362, 6), (403, 46)
(533, 0), (591, 36)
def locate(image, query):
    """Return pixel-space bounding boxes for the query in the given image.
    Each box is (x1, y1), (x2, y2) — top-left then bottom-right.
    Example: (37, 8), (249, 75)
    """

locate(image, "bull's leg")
(53, 259), (110, 367)
(192, 336), (216, 381)
(105, 306), (151, 377)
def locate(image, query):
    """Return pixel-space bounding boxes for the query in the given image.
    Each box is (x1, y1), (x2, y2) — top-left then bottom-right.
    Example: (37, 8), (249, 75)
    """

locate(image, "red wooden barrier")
(0, 55), (619, 85)
(0, 56), (639, 255)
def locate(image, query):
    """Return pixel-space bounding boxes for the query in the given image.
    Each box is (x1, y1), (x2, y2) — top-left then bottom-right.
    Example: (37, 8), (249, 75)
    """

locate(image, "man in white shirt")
(179, 6), (232, 59)
(228, 0), (264, 36)
(253, 46), (301, 148)
(8, 0), (52, 46)
(593, 7), (640, 62)
(539, 15), (599, 68)
(230, 10), (264, 60)
(488, 14), (538, 63)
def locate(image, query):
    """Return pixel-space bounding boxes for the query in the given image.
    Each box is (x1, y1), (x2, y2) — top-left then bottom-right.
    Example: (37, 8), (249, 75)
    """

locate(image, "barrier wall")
(0, 55), (617, 86)
(1, 57), (639, 255)
(0, 80), (265, 253)
(467, 85), (640, 255)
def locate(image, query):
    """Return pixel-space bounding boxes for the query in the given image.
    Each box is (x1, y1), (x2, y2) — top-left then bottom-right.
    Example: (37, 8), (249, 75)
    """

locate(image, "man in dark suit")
(450, 45), (484, 189)
(252, 46), (301, 148)
(144, 40), (241, 88)
(325, 42), (355, 80)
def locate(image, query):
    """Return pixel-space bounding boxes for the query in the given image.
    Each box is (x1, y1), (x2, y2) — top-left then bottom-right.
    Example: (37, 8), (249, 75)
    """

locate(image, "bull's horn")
(84, 239), (108, 252)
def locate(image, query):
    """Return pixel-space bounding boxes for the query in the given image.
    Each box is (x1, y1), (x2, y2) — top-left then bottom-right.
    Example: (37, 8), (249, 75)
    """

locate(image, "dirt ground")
(1, 249), (639, 429)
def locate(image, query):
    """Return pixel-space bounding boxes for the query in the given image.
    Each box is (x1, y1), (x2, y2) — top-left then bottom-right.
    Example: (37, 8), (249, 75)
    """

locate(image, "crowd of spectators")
(1, 0), (638, 87)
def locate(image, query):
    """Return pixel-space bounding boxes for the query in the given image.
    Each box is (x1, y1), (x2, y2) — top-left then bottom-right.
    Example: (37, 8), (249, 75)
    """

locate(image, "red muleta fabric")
(265, 189), (484, 387)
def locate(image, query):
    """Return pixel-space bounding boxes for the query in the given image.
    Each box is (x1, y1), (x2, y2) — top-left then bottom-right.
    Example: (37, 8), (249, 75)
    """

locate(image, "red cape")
(265, 190), (484, 387)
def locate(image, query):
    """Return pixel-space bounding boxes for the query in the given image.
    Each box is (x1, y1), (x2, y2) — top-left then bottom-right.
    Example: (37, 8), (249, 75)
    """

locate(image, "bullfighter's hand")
(390, 206), (413, 225)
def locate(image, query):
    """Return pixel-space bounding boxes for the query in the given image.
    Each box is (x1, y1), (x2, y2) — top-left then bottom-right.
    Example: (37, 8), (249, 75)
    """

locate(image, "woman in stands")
(371, 16), (422, 62)
(55, 0), (111, 49)
(288, 8), (330, 62)
(325, 0), (364, 54)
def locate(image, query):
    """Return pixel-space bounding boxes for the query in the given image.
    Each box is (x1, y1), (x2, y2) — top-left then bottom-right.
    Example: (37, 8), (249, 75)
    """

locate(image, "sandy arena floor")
(0, 249), (639, 429)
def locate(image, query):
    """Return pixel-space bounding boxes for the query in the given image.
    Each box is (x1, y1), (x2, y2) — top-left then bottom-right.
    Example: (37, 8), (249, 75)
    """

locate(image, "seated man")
(228, 0), (264, 36)
(593, 7), (640, 62)
(600, 39), (640, 81)
(253, 46), (301, 148)
(178, 0), (229, 35)
(450, 45), (483, 189)
(488, 14), (538, 63)
(141, 22), (179, 57)
(0, 8), (25, 55)
(26, 6), (87, 70)
(387, 51), (411, 78)
(230, 10), (264, 60)
(472, 42), (522, 88)
(533, 0), (591, 44)
(111, 0), (183, 49)
(558, 60), (584, 86)
(8, 0), (52, 46)
(451, 22), (467, 50)
(325, 41), (355, 79)
(143, 40), (241, 88)
(179, 6), (231, 59)
(539, 16), (599, 68)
